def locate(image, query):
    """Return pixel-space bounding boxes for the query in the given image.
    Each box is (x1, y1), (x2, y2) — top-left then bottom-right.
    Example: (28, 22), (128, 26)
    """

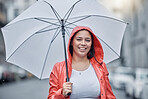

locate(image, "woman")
(48, 26), (116, 99)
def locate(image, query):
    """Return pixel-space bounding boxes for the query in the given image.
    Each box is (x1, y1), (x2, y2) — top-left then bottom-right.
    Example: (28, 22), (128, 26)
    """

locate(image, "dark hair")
(69, 29), (95, 59)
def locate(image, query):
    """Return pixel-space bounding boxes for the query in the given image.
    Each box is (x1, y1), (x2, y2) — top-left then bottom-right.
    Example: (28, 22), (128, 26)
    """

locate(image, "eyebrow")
(75, 36), (91, 39)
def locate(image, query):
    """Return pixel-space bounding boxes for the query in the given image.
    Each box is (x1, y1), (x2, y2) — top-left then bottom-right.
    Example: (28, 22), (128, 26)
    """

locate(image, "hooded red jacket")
(48, 26), (116, 99)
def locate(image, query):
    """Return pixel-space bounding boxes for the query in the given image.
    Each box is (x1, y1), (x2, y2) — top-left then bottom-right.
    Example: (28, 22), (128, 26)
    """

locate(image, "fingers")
(62, 82), (72, 97)
(63, 82), (72, 90)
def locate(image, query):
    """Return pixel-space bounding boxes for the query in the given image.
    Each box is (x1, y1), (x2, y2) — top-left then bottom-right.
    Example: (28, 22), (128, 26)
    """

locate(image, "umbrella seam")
(3, 18), (58, 28)
(35, 18), (60, 26)
(40, 27), (61, 79)
(44, 1), (62, 24)
(64, 0), (82, 22)
(6, 33), (36, 61)
(36, 27), (60, 34)
(65, 15), (91, 26)
(67, 15), (128, 24)
(97, 36), (120, 57)
(65, 27), (72, 37)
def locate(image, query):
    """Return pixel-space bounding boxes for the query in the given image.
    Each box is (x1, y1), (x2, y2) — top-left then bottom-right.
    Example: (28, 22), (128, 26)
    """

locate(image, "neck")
(72, 54), (88, 63)
(72, 55), (90, 71)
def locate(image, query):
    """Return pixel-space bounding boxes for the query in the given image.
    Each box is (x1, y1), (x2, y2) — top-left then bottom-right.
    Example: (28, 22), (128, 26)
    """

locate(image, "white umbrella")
(1, 0), (127, 79)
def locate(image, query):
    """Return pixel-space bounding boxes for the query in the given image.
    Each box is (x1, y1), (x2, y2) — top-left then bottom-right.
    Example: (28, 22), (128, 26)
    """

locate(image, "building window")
(14, 8), (19, 17)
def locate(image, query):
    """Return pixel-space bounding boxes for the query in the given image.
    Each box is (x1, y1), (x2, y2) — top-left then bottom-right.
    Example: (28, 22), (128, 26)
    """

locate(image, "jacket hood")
(67, 26), (104, 64)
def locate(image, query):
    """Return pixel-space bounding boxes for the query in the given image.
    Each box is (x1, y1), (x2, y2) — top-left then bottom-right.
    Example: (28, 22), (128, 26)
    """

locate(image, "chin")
(78, 53), (88, 58)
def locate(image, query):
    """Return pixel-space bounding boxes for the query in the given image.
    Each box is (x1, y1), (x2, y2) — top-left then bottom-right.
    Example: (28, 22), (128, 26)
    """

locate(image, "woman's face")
(72, 30), (92, 58)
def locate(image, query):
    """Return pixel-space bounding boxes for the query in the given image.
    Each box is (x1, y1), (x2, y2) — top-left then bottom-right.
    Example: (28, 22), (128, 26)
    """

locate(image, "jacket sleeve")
(102, 62), (116, 99)
(47, 63), (65, 99)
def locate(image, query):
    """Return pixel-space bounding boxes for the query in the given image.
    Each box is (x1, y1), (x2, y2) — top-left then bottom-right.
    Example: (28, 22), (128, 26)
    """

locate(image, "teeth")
(79, 48), (85, 50)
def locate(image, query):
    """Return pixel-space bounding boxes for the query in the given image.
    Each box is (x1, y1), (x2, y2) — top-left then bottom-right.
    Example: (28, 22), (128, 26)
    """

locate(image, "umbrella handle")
(67, 92), (71, 96)
(66, 78), (71, 96)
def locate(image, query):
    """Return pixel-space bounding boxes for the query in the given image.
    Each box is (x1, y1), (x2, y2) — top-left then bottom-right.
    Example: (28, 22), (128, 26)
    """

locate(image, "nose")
(81, 40), (86, 45)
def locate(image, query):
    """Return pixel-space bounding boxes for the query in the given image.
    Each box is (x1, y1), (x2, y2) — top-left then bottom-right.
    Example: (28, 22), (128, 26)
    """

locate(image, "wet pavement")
(0, 78), (132, 99)
(0, 78), (49, 99)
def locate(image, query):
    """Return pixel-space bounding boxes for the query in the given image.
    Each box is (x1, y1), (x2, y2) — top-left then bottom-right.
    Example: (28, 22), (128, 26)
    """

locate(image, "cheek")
(87, 43), (92, 51)
(72, 41), (78, 49)
(73, 40), (79, 46)
(88, 42), (92, 48)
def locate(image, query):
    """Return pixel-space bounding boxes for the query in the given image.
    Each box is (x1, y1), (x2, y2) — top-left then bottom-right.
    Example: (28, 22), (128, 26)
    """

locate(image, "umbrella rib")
(40, 41), (52, 79)
(67, 15), (128, 24)
(34, 18), (60, 26)
(66, 21), (77, 27)
(44, 1), (62, 24)
(35, 21), (61, 34)
(35, 17), (57, 20)
(66, 26), (76, 29)
(96, 36), (120, 57)
(40, 28), (61, 79)
(64, 0), (81, 22)
(6, 33), (36, 61)
(92, 15), (128, 24)
(65, 15), (91, 26)
(51, 28), (61, 43)
(64, 27), (71, 37)
(3, 18), (56, 28)
(36, 27), (60, 34)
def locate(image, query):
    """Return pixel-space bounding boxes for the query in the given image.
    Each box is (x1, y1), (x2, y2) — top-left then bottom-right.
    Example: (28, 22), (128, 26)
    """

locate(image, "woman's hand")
(62, 82), (72, 97)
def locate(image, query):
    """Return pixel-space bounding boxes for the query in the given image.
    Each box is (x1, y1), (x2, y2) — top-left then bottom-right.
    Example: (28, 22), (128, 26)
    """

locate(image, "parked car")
(17, 68), (27, 79)
(0, 66), (6, 83)
(125, 68), (148, 99)
(141, 82), (148, 99)
(9, 65), (28, 79)
(111, 66), (134, 89)
(0, 65), (15, 83)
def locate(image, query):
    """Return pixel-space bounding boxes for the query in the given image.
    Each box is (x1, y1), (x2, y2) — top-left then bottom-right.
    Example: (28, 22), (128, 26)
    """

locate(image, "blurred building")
(120, 0), (148, 68)
(99, 0), (148, 68)
(0, 0), (6, 63)
(0, 0), (35, 23)
(0, 0), (36, 64)
(123, 0), (148, 68)
(0, 1), (6, 25)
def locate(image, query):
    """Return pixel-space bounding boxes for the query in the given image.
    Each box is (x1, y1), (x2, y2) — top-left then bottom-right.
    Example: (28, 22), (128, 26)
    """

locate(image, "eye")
(76, 38), (82, 41)
(85, 39), (91, 42)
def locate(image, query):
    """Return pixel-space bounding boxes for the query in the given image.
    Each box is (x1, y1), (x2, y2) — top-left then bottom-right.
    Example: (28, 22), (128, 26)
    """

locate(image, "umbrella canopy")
(1, 0), (127, 79)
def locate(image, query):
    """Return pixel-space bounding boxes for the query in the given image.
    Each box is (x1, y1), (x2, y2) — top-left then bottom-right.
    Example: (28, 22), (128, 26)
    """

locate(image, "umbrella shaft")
(61, 19), (69, 82)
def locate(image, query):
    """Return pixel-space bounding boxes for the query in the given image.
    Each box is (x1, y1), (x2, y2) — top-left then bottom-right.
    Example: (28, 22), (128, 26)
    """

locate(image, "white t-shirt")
(70, 63), (100, 99)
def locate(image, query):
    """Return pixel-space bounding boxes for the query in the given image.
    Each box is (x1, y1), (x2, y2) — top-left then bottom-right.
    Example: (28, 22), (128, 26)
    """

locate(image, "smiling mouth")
(79, 47), (87, 51)
(79, 47), (86, 49)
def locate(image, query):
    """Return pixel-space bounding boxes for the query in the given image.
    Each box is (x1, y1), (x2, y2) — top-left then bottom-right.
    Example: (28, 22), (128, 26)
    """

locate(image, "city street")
(113, 88), (132, 99)
(0, 78), (49, 99)
(0, 78), (132, 99)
